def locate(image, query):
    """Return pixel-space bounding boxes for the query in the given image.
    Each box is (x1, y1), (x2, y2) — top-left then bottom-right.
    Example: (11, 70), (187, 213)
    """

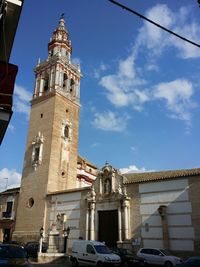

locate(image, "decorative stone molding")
(31, 132), (44, 170)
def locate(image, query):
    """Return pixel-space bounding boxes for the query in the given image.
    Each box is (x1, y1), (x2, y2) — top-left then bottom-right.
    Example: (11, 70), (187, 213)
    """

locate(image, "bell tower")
(13, 16), (81, 241)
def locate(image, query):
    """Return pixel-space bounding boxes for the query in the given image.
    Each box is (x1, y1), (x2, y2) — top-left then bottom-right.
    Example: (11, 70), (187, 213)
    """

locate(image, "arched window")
(44, 77), (49, 92)
(63, 73), (68, 88)
(64, 125), (69, 139)
(70, 78), (75, 93)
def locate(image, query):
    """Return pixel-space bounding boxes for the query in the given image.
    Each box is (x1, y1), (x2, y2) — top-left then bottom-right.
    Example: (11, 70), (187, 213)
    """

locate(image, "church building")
(2, 17), (200, 255)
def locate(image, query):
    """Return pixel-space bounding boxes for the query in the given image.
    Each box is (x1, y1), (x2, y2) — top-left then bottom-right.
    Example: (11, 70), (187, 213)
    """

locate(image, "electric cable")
(108, 0), (200, 49)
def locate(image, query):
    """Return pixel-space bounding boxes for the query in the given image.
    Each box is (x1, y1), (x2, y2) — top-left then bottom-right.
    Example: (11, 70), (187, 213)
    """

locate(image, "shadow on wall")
(129, 177), (199, 258)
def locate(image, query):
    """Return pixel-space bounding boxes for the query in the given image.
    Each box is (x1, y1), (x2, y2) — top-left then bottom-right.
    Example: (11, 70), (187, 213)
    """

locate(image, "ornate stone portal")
(86, 162), (131, 246)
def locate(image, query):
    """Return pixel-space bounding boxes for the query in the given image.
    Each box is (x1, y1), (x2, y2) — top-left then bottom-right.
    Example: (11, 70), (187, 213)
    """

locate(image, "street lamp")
(63, 226), (70, 253)
(39, 227), (44, 253)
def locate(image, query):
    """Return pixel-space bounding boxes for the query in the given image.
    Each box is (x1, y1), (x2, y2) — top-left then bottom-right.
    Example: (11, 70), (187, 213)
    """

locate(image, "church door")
(98, 210), (118, 248)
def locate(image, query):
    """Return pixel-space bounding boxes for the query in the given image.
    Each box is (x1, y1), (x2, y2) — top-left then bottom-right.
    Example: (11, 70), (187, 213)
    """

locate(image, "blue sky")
(1, 0), (200, 190)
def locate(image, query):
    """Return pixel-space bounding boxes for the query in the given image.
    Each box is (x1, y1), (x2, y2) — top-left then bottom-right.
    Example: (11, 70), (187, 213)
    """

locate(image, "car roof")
(0, 244), (24, 248)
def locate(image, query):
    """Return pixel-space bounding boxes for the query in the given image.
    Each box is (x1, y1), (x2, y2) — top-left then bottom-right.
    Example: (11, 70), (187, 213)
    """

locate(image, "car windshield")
(160, 250), (171, 256)
(94, 245), (111, 254)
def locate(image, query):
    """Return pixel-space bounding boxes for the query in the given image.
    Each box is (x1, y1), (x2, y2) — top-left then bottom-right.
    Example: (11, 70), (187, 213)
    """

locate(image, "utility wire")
(108, 0), (200, 48)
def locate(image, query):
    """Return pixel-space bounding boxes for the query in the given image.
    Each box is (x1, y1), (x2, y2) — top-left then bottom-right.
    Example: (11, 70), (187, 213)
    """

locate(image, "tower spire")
(48, 15), (72, 60)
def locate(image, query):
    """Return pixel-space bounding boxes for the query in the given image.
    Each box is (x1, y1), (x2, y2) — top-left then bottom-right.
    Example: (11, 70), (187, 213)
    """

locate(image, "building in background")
(0, 0), (24, 144)
(0, 187), (20, 242)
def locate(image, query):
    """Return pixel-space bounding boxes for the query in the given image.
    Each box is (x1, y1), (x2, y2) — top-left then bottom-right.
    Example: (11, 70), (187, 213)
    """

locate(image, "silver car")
(137, 248), (182, 267)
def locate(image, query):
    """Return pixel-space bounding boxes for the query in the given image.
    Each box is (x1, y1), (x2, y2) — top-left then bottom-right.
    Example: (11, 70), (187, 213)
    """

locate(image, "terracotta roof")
(78, 154), (98, 169)
(0, 187), (20, 194)
(123, 168), (200, 184)
(47, 186), (91, 196)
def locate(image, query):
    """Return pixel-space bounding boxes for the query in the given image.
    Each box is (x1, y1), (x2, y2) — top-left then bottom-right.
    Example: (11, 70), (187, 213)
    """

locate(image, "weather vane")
(60, 13), (65, 19)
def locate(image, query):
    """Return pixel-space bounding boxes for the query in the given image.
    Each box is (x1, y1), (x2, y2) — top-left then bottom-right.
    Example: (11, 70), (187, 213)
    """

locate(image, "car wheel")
(97, 262), (104, 267)
(72, 258), (79, 267)
(165, 261), (173, 267)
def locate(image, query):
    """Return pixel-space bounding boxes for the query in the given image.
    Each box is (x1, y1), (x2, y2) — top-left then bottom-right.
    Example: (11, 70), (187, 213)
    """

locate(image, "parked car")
(180, 257), (200, 267)
(6, 241), (25, 247)
(137, 248), (182, 267)
(0, 243), (30, 267)
(24, 241), (48, 258)
(71, 240), (121, 266)
(112, 247), (146, 267)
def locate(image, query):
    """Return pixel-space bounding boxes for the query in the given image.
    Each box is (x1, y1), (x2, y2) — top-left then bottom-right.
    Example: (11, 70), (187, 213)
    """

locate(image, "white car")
(137, 248), (182, 267)
(71, 240), (121, 267)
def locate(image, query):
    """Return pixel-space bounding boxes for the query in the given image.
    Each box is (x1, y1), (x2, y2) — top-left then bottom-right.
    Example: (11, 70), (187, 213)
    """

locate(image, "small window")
(70, 79), (75, 92)
(34, 147), (40, 162)
(27, 198), (34, 208)
(44, 78), (49, 91)
(63, 73), (68, 88)
(64, 125), (69, 138)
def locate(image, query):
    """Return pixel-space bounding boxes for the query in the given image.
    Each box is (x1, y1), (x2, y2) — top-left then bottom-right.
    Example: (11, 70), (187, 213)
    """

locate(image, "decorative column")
(39, 77), (44, 96)
(118, 205), (122, 242)
(86, 186), (96, 241)
(85, 206), (89, 240)
(158, 205), (169, 250)
(123, 198), (130, 240)
(55, 67), (60, 87)
(49, 68), (54, 90)
(90, 202), (95, 240)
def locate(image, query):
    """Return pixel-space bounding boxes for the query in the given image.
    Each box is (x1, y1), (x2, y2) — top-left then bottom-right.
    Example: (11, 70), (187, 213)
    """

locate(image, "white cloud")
(97, 3), (198, 131)
(135, 4), (200, 59)
(94, 63), (109, 79)
(0, 168), (21, 191)
(100, 55), (148, 110)
(171, 22), (200, 59)
(14, 84), (32, 117)
(120, 164), (153, 174)
(153, 79), (196, 126)
(92, 111), (129, 132)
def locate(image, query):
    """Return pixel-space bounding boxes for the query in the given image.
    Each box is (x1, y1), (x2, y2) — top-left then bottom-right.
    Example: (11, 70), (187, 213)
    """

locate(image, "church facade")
(5, 17), (200, 255)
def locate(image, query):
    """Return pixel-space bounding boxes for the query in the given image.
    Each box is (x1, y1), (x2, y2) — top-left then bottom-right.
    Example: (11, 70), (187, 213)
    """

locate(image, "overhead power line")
(108, 0), (200, 48)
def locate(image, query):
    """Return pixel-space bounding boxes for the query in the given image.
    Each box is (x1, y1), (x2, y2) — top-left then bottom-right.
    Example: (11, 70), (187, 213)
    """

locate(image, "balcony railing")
(0, 211), (15, 220)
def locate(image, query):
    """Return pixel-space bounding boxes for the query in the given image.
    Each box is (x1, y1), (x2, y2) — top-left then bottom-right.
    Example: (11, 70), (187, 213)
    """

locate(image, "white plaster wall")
(168, 215), (192, 226)
(169, 227), (194, 239)
(139, 179), (188, 193)
(52, 192), (81, 202)
(141, 227), (163, 238)
(140, 202), (192, 215)
(51, 202), (80, 211)
(140, 204), (161, 215)
(143, 239), (163, 249)
(139, 178), (194, 252)
(141, 190), (188, 204)
(142, 215), (161, 226)
(167, 202), (192, 214)
(170, 240), (194, 251)
(50, 209), (80, 221)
